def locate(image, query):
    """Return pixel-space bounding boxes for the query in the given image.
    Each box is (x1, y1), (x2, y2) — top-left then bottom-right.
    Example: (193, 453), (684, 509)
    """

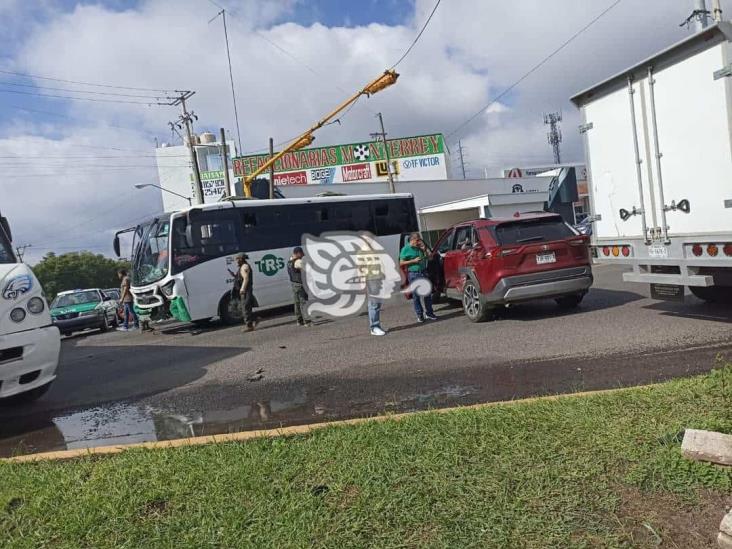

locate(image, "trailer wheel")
(689, 286), (732, 304)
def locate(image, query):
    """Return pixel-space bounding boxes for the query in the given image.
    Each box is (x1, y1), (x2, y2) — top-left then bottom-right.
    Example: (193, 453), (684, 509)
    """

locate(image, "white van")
(0, 213), (60, 401)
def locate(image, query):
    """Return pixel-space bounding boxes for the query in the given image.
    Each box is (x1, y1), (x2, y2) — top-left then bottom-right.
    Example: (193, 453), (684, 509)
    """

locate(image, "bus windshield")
(0, 225), (14, 264)
(133, 218), (171, 285)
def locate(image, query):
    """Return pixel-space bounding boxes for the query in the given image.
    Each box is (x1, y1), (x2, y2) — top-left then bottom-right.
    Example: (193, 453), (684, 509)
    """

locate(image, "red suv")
(427, 213), (593, 321)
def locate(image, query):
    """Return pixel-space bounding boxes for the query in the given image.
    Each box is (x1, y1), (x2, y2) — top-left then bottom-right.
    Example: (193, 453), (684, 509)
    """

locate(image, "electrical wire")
(391, 0), (442, 68)
(0, 87), (170, 105)
(0, 154), (188, 159)
(0, 80), (174, 100)
(447, 0), (623, 141)
(0, 68), (177, 93)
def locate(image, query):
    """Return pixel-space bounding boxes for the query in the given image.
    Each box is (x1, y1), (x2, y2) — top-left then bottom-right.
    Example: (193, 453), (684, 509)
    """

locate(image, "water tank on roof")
(199, 132), (216, 144)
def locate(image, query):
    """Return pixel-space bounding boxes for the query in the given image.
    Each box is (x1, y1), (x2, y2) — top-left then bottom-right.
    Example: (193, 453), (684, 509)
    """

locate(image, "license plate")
(536, 252), (556, 265)
(648, 244), (668, 258)
(650, 283), (684, 302)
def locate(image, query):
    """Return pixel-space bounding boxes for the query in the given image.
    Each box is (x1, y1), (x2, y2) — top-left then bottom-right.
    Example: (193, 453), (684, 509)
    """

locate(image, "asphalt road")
(2, 264), (731, 456)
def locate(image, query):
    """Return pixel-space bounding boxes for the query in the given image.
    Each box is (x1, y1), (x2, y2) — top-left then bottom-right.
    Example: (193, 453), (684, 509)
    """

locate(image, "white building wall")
(279, 177), (552, 211)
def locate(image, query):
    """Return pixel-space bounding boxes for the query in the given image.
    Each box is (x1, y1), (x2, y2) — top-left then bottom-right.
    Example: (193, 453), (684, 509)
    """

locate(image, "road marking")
(4, 384), (657, 463)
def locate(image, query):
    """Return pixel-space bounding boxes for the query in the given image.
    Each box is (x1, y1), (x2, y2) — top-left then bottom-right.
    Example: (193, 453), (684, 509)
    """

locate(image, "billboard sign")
(233, 134), (448, 185)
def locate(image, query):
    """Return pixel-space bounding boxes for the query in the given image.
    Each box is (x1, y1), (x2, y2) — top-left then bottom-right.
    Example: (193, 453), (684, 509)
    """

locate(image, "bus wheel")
(219, 294), (243, 326)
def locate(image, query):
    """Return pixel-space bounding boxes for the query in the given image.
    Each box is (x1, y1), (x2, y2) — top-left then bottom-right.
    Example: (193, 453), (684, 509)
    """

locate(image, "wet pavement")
(1, 264), (731, 458)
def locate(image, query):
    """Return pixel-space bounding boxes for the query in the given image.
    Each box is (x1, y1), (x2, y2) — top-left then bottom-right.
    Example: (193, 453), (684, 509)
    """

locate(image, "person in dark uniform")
(287, 246), (311, 326)
(232, 253), (256, 331)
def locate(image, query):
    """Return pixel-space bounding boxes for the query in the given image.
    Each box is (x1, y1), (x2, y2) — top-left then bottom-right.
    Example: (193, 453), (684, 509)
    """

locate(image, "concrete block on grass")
(722, 511), (732, 537)
(681, 429), (732, 466)
(719, 531), (732, 549)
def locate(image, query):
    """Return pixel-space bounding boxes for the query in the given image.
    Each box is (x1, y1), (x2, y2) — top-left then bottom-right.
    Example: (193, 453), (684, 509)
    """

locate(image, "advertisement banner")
(232, 134), (448, 185)
(197, 170), (228, 203)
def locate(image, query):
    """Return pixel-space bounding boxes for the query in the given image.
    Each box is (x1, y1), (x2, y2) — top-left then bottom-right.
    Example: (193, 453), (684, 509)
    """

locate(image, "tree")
(32, 252), (131, 301)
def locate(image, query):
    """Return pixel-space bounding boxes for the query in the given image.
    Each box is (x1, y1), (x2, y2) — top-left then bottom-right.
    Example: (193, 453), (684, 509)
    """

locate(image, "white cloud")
(0, 0), (704, 259)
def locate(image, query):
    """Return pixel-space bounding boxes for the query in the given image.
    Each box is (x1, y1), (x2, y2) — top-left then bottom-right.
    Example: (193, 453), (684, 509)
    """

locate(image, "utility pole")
(682, 0), (714, 30)
(220, 128), (231, 198)
(457, 140), (467, 179)
(171, 91), (204, 205)
(15, 244), (30, 263)
(544, 112), (563, 165)
(371, 113), (396, 193)
(711, 0), (723, 22)
(269, 138), (275, 199)
(695, 0), (710, 30)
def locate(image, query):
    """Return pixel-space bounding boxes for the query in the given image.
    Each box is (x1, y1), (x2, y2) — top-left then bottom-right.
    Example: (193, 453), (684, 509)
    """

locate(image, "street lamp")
(134, 183), (192, 206)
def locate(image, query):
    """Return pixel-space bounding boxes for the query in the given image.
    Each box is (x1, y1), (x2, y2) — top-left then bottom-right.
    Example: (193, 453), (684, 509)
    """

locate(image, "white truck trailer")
(571, 22), (732, 302)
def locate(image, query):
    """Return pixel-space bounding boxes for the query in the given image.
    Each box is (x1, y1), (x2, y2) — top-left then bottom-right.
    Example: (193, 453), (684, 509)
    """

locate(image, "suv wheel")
(556, 293), (584, 310)
(462, 281), (491, 322)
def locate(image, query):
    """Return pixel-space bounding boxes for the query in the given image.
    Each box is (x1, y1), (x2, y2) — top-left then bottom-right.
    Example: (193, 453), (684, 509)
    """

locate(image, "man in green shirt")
(399, 232), (437, 323)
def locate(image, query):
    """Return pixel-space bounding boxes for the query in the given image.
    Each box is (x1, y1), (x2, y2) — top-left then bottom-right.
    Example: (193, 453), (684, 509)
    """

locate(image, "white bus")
(114, 194), (419, 324)
(0, 212), (60, 401)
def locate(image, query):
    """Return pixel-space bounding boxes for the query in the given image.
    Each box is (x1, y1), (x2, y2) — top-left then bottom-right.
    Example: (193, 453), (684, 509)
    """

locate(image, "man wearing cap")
(232, 253), (255, 331)
(287, 246), (311, 326)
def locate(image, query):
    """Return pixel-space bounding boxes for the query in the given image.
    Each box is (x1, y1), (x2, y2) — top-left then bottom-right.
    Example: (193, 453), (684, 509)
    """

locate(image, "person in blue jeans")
(399, 232), (437, 323)
(117, 269), (139, 331)
(358, 247), (387, 336)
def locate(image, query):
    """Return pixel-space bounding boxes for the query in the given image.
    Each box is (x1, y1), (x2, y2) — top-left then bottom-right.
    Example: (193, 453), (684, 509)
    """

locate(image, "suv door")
(443, 225), (475, 292)
(428, 229), (454, 293)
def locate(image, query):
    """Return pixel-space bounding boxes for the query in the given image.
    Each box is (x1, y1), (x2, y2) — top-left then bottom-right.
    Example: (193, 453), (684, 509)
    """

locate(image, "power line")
(447, 0), (623, 141)
(0, 154), (187, 159)
(209, 8), (243, 154)
(0, 80), (174, 100)
(392, 0), (442, 68)
(0, 87), (171, 105)
(0, 68), (177, 93)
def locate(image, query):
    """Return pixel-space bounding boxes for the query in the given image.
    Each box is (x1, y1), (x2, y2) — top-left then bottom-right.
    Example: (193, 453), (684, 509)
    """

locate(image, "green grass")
(2, 365), (732, 548)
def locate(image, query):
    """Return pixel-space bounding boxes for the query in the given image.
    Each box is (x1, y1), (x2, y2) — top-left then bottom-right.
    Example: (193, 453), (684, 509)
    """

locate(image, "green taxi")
(50, 288), (119, 337)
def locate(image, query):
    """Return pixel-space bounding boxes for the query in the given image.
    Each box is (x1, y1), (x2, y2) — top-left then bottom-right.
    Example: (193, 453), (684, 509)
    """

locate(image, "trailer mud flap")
(650, 283), (684, 302)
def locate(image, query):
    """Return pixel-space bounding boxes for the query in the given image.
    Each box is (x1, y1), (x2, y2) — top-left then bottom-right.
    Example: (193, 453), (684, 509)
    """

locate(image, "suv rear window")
(494, 218), (575, 245)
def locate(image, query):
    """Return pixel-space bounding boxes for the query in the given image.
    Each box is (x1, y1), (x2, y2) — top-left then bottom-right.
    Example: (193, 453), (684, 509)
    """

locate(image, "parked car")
(427, 213), (593, 322)
(103, 288), (125, 321)
(50, 288), (119, 336)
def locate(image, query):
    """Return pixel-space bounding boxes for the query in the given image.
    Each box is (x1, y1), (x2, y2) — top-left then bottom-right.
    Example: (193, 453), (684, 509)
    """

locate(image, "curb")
(4, 384), (653, 463)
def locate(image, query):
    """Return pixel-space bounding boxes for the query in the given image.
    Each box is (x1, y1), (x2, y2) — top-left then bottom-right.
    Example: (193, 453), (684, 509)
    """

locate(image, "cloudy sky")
(0, 0), (700, 262)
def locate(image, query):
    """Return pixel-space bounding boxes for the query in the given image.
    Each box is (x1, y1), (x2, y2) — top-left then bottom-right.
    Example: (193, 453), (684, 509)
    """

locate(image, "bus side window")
(242, 213), (257, 228)
(373, 198), (415, 236)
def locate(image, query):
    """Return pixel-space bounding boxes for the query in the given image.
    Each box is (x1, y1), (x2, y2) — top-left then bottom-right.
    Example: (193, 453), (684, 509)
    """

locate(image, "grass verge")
(2, 365), (732, 548)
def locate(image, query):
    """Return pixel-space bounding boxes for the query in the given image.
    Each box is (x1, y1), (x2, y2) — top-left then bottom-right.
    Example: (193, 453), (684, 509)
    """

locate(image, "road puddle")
(0, 384), (476, 458)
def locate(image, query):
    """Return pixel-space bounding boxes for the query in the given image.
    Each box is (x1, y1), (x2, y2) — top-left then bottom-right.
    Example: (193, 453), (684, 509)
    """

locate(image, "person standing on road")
(117, 269), (139, 331)
(232, 253), (256, 332)
(358, 246), (387, 336)
(287, 246), (312, 327)
(399, 233), (438, 323)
